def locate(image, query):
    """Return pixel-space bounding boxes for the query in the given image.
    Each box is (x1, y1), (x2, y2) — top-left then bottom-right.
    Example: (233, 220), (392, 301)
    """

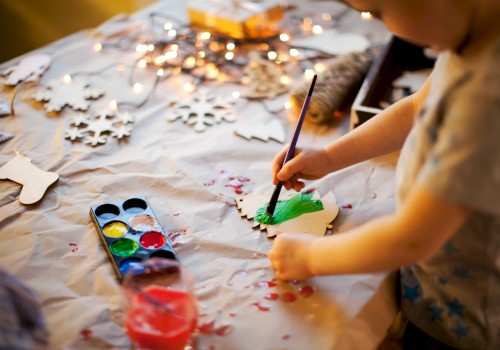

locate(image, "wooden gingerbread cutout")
(236, 191), (339, 238)
(0, 150), (59, 204)
(2, 54), (51, 86)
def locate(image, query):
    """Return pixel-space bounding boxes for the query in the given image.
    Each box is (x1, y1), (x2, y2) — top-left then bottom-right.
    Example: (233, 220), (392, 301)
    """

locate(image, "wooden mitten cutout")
(0, 150), (59, 204)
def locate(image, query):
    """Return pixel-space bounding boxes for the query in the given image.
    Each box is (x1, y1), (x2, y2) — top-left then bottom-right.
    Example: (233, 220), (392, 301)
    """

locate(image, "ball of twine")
(289, 49), (377, 124)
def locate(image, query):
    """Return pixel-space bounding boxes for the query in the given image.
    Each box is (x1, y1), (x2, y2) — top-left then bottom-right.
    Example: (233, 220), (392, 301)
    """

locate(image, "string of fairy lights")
(8, 4), (376, 117)
(88, 5), (374, 107)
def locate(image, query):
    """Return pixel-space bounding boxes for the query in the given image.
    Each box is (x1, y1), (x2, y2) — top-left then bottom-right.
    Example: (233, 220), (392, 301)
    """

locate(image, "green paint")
(110, 238), (139, 257)
(255, 192), (324, 225)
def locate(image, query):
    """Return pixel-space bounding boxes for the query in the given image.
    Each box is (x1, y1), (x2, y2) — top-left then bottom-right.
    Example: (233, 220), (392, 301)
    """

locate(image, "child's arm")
(268, 185), (470, 280)
(274, 75), (432, 191)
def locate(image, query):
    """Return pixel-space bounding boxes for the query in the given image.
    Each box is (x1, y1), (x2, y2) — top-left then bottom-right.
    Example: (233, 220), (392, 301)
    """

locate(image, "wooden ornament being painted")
(33, 76), (104, 112)
(235, 119), (285, 143)
(236, 191), (339, 238)
(2, 54), (51, 86)
(167, 90), (235, 132)
(241, 51), (288, 99)
(64, 108), (135, 146)
(0, 150), (59, 205)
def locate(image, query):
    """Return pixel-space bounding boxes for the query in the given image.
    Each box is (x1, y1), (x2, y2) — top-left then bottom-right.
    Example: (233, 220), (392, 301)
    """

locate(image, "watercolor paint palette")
(90, 196), (179, 279)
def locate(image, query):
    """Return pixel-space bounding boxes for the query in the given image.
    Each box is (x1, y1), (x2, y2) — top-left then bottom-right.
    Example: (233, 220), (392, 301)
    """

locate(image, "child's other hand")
(268, 233), (316, 280)
(272, 145), (333, 191)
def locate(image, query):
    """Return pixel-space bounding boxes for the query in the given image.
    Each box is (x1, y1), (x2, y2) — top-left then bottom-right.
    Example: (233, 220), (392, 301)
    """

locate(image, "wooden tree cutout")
(236, 191), (339, 238)
(234, 119), (285, 143)
(241, 51), (288, 99)
(2, 54), (51, 86)
(0, 150), (59, 205)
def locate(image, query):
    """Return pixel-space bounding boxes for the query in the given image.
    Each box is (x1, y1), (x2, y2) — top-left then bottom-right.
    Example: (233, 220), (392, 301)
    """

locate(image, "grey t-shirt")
(396, 39), (500, 349)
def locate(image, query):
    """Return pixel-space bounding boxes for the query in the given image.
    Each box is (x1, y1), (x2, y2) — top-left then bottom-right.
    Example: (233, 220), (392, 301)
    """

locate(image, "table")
(0, 1), (398, 349)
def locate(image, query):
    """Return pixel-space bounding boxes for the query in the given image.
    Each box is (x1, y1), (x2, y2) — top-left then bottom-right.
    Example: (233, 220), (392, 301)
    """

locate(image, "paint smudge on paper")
(204, 170), (253, 195)
(69, 242), (78, 253)
(198, 320), (233, 336)
(341, 203), (352, 209)
(80, 329), (92, 340)
(167, 228), (190, 247)
(255, 192), (324, 225)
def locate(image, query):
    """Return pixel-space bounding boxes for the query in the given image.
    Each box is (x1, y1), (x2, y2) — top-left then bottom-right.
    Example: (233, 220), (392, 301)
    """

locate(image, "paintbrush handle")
(265, 75), (317, 216)
(282, 75), (317, 164)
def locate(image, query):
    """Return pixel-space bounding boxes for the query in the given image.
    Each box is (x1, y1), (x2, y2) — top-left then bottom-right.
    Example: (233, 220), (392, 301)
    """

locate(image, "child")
(268, 0), (500, 348)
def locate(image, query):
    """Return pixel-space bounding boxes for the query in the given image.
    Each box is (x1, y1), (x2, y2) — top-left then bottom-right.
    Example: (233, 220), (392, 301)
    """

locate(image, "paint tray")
(90, 196), (179, 280)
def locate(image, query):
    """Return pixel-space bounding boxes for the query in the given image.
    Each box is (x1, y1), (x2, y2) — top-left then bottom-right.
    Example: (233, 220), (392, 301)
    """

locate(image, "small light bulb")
(304, 69), (315, 80)
(110, 99), (118, 111)
(226, 42), (235, 51)
(225, 52), (234, 60)
(137, 59), (147, 69)
(168, 29), (177, 37)
(133, 83), (143, 93)
(267, 51), (277, 60)
(279, 33), (290, 42)
(164, 22), (173, 30)
(232, 91), (240, 99)
(63, 75), (72, 84)
(312, 25), (323, 34)
(289, 48), (299, 57)
(284, 101), (292, 109)
(361, 12), (373, 20)
(183, 82), (195, 92)
(156, 69), (164, 77)
(93, 43), (103, 52)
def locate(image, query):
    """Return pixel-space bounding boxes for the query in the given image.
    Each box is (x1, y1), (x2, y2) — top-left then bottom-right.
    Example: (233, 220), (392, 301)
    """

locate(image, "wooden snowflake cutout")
(166, 90), (236, 132)
(235, 119), (285, 143)
(64, 109), (135, 146)
(2, 54), (51, 86)
(236, 191), (339, 238)
(32, 76), (104, 112)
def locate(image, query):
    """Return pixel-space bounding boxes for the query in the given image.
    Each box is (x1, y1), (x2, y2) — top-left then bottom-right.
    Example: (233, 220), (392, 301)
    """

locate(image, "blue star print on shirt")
(403, 283), (421, 303)
(426, 304), (444, 322)
(453, 266), (471, 279)
(451, 320), (470, 339)
(442, 241), (457, 254)
(446, 298), (465, 318)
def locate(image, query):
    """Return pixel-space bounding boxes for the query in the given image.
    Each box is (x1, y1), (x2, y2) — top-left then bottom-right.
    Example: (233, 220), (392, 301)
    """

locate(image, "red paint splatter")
(80, 329), (92, 340)
(226, 281), (234, 287)
(282, 334), (291, 340)
(199, 320), (215, 334)
(264, 293), (279, 300)
(280, 292), (297, 303)
(228, 312), (237, 317)
(303, 188), (315, 194)
(258, 279), (278, 288)
(69, 242), (78, 253)
(215, 325), (233, 336)
(298, 286), (314, 298)
(341, 204), (353, 209)
(252, 302), (271, 311)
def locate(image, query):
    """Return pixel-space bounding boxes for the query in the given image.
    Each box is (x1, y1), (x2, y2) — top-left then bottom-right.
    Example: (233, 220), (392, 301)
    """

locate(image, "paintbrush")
(265, 74), (318, 218)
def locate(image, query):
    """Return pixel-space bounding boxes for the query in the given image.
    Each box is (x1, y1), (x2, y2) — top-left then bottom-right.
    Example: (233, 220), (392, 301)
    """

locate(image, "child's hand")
(272, 145), (333, 191)
(268, 233), (317, 280)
